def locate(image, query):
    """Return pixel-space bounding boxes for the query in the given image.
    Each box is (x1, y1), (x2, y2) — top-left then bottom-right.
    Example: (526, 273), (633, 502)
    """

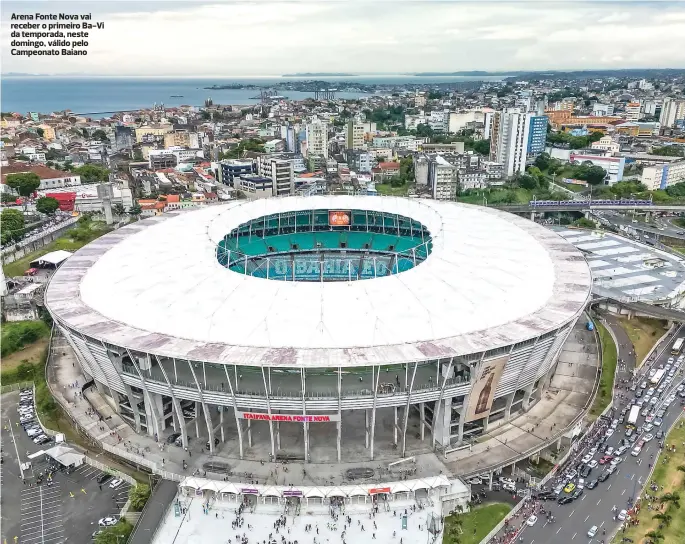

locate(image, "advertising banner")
(236, 412), (340, 423)
(283, 490), (302, 497)
(369, 487), (391, 495)
(463, 356), (508, 423)
(328, 210), (351, 226)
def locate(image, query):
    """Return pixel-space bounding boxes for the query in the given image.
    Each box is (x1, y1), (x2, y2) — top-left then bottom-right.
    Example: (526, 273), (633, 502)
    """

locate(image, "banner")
(236, 412), (340, 423)
(369, 487), (391, 495)
(328, 210), (351, 226)
(463, 356), (508, 423)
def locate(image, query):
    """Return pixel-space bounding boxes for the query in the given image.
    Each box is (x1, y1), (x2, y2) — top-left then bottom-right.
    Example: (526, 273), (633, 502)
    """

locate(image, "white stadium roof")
(46, 196), (592, 367)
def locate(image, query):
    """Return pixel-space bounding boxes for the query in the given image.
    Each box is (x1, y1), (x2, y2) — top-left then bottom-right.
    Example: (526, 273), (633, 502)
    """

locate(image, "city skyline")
(2, 0), (685, 77)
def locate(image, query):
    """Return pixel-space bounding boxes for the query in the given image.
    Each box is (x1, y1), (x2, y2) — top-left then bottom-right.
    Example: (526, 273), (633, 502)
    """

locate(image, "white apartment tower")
(346, 121), (365, 150)
(428, 155), (458, 201)
(489, 109), (532, 177)
(305, 120), (329, 159)
(269, 158), (295, 196)
(659, 98), (685, 129)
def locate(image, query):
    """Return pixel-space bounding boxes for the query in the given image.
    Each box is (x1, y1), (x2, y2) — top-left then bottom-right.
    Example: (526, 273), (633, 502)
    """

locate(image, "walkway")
(46, 318), (599, 486)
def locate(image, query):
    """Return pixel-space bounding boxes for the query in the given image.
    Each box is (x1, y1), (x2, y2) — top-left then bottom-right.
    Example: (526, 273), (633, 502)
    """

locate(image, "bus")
(650, 369), (666, 385)
(627, 405), (640, 427)
(672, 337), (684, 355)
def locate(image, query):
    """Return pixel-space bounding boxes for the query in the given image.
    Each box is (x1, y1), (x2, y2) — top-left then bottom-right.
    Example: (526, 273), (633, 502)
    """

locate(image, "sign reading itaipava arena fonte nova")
(236, 412), (341, 423)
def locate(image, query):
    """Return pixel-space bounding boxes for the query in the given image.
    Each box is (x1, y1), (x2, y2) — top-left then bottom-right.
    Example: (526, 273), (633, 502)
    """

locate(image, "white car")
(588, 525), (598, 537)
(109, 478), (123, 489)
(581, 454), (593, 464)
(502, 482), (516, 492)
(588, 460), (598, 469)
(643, 424), (654, 433)
(605, 429), (615, 438)
(526, 515), (538, 526)
(643, 433), (654, 442)
(467, 478), (481, 485)
(98, 517), (118, 527)
(499, 477), (515, 487)
(577, 478), (585, 489)
(618, 509), (628, 521)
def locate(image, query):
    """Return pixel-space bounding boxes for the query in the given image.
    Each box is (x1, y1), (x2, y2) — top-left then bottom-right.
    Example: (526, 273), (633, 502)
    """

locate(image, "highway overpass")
(494, 203), (685, 213)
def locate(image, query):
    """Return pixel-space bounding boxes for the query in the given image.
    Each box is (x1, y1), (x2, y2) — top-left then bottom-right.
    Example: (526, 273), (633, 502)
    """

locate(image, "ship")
(170, 95), (184, 98)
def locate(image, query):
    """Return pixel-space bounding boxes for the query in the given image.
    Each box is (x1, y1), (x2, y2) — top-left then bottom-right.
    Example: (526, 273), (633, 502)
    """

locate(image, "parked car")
(97, 474), (113, 485)
(109, 478), (123, 489)
(98, 517), (118, 527)
(618, 509), (628, 521)
(588, 525), (598, 537)
(167, 433), (181, 444)
(526, 515), (538, 526)
(586, 479), (599, 490)
(563, 482), (576, 493)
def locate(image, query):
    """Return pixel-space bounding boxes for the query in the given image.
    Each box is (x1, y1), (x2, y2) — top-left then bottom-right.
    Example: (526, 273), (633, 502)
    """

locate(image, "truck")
(671, 337), (684, 355)
(650, 369), (666, 386)
(627, 405), (640, 427)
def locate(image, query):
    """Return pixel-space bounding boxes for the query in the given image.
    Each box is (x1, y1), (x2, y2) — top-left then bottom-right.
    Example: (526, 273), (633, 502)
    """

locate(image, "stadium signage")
(328, 210), (351, 226)
(369, 487), (391, 495)
(237, 412), (340, 423)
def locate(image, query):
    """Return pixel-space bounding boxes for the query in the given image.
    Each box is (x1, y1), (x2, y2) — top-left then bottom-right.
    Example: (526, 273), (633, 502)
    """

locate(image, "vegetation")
(443, 503), (512, 544)
(129, 484), (151, 511)
(5, 172), (40, 205)
(546, 130), (604, 149)
(375, 183), (411, 196)
(534, 152), (606, 185)
(1, 320), (50, 358)
(219, 138), (266, 159)
(590, 322), (617, 418)
(36, 196), (60, 215)
(652, 146), (684, 157)
(611, 423), (685, 543)
(73, 164), (110, 183)
(572, 217), (596, 229)
(617, 317), (668, 367)
(2, 217), (111, 277)
(94, 520), (134, 544)
(1, 208), (26, 244)
(363, 106), (405, 130)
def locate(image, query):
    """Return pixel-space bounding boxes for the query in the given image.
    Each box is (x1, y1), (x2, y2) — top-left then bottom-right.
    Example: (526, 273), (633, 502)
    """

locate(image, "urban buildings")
(568, 153), (625, 184)
(526, 115), (548, 156)
(1, 164), (82, 191)
(428, 155), (458, 200)
(305, 120), (329, 158)
(489, 108), (532, 177)
(346, 121), (365, 150)
(660, 97), (685, 128)
(641, 159), (685, 190)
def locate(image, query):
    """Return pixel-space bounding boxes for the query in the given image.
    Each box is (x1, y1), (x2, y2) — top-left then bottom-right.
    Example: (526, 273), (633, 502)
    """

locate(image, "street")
(517, 322), (685, 544)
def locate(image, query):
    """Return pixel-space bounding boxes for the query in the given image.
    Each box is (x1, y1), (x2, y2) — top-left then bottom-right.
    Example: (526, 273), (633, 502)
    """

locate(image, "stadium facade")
(45, 196), (593, 463)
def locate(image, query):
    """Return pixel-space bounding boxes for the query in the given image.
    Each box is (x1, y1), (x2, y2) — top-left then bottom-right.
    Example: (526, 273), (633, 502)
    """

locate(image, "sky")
(2, 0), (685, 76)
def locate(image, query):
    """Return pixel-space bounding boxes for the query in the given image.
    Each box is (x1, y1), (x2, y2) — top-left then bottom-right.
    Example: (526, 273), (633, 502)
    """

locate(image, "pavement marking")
(572, 532), (577, 540)
(630, 473), (635, 481)
(600, 521), (605, 528)
(597, 499), (601, 505)
(622, 489), (626, 495)
(557, 528), (562, 534)
(607, 484), (612, 490)
(569, 509), (575, 517)
(543, 521), (548, 527)
(584, 515), (590, 522)
(582, 495), (586, 501)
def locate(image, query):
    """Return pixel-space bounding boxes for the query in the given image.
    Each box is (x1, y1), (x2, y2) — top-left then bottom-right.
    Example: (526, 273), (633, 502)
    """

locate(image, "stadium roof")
(46, 196), (592, 368)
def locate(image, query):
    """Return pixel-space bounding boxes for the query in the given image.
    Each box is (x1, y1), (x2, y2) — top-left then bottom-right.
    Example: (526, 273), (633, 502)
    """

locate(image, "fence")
(479, 495), (529, 544)
(84, 455), (137, 486)
(0, 381), (33, 394)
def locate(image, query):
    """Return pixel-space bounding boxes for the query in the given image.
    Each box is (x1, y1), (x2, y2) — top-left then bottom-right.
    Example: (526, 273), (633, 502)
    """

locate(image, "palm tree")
(660, 491), (681, 509)
(645, 530), (663, 542)
(112, 203), (125, 217)
(652, 513), (672, 527)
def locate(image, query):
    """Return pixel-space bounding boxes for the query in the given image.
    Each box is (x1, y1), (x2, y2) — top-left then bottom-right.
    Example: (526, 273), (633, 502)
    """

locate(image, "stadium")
(45, 195), (593, 464)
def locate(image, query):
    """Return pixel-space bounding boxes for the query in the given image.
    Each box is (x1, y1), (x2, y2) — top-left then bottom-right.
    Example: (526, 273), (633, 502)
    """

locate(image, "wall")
(1, 218), (77, 266)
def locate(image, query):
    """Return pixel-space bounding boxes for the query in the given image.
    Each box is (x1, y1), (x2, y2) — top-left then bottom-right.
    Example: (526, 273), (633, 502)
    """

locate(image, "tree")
(36, 196), (60, 215)
(129, 484), (151, 511)
(580, 165), (607, 185)
(112, 203), (126, 216)
(5, 172), (41, 203)
(92, 129), (109, 142)
(415, 123), (433, 138)
(128, 204), (142, 218)
(652, 146), (684, 157)
(0, 208), (25, 244)
(133, 149), (144, 161)
(94, 520), (133, 544)
(517, 174), (540, 191)
(36, 127), (44, 138)
(472, 139), (490, 155)
(73, 164), (110, 184)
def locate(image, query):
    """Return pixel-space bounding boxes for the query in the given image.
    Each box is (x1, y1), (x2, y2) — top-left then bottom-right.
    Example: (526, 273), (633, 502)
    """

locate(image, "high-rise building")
(625, 102), (641, 122)
(489, 109), (532, 177)
(305, 120), (329, 159)
(268, 158), (295, 196)
(428, 155), (458, 200)
(659, 98), (685, 128)
(346, 121), (365, 150)
(526, 116), (548, 156)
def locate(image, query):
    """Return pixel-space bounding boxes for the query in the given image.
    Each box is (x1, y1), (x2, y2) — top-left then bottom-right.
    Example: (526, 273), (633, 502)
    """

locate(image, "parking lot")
(1, 390), (133, 544)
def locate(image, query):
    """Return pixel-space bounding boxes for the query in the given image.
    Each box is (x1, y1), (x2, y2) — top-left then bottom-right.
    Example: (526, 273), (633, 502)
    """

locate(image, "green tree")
(112, 203), (126, 216)
(94, 520), (133, 544)
(133, 149), (144, 161)
(73, 164), (110, 184)
(517, 174), (540, 191)
(92, 129), (110, 142)
(652, 146), (684, 157)
(472, 139), (490, 155)
(129, 484), (151, 511)
(573, 218), (596, 229)
(415, 123), (433, 138)
(534, 152), (552, 171)
(36, 196), (60, 215)
(36, 127), (45, 138)
(5, 172), (41, 204)
(128, 204), (142, 218)
(1, 208), (26, 243)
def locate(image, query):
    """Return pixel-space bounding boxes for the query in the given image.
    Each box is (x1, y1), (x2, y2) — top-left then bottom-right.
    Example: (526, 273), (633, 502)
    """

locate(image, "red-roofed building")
(1, 163), (82, 191)
(372, 162), (400, 182)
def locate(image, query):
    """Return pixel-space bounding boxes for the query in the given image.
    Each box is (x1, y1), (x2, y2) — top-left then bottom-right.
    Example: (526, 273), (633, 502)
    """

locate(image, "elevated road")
(495, 203), (685, 213)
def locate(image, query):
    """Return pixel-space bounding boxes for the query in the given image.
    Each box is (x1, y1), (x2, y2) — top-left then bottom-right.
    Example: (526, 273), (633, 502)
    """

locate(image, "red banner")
(236, 412), (340, 423)
(369, 487), (391, 495)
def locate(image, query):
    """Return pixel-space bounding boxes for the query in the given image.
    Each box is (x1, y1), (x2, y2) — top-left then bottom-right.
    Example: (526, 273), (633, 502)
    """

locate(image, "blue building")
(526, 115), (548, 155)
(219, 159), (255, 187)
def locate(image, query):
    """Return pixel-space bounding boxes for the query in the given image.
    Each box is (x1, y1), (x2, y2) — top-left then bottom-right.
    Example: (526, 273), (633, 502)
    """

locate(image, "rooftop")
(46, 197), (592, 367)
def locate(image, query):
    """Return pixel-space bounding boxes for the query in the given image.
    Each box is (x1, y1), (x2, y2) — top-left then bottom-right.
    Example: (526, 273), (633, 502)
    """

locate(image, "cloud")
(2, 0), (684, 75)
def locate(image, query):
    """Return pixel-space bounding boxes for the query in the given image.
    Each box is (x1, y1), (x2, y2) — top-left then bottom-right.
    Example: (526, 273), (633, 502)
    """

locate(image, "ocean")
(0, 75), (506, 116)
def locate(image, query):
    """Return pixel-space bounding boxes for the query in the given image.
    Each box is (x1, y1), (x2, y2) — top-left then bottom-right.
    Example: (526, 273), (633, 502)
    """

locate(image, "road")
(518, 322), (685, 544)
(597, 211), (685, 240)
